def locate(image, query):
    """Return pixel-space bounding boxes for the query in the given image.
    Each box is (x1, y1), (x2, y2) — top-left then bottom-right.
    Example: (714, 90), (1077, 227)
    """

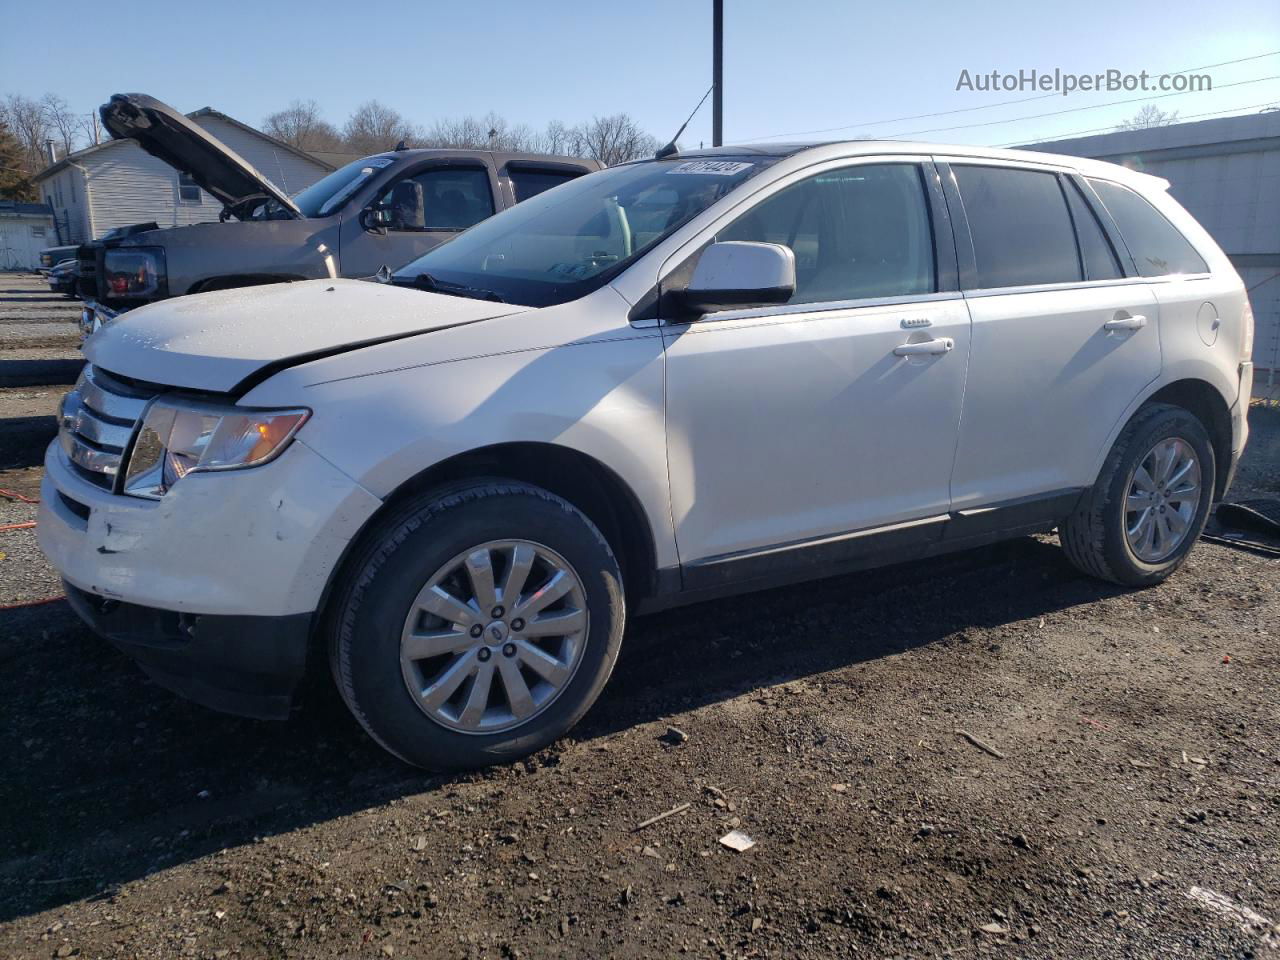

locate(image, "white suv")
(39, 142), (1254, 770)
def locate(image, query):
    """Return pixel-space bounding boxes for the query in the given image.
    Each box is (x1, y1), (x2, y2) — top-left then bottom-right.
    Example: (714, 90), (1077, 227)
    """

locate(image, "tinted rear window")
(1064, 179), (1123, 281)
(510, 168), (584, 202)
(1087, 178), (1208, 277)
(954, 165), (1080, 288)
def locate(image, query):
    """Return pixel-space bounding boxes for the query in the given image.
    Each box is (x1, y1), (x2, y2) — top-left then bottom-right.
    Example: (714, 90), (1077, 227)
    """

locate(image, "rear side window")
(718, 163), (935, 304)
(509, 167), (584, 202)
(1064, 180), (1123, 281)
(1086, 178), (1208, 277)
(953, 165), (1080, 288)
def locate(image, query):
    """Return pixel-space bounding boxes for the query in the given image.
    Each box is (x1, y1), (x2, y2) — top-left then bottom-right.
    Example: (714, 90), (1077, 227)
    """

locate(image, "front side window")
(1087, 178), (1208, 277)
(178, 171), (201, 204)
(510, 167), (584, 202)
(954, 165), (1080, 289)
(718, 163), (935, 304)
(393, 156), (774, 307)
(381, 167), (495, 232)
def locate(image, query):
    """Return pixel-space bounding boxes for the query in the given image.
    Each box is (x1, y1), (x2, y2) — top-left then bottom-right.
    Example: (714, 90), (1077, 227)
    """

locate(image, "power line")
(875, 73), (1279, 140)
(994, 99), (1280, 147)
(745, 49), (1280, 141)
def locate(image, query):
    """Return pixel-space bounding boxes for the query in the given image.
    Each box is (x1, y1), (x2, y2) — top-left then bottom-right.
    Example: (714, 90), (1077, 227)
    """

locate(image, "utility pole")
(712, 0), (723, 146)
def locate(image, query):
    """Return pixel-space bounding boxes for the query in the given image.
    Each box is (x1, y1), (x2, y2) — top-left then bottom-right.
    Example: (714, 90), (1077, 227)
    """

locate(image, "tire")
(328, 481), (625, 770)
(1060, 403), (1215, 586)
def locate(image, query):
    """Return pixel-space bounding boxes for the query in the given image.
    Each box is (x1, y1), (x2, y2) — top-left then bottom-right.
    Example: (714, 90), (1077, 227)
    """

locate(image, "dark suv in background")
(77, 94), (600, 333)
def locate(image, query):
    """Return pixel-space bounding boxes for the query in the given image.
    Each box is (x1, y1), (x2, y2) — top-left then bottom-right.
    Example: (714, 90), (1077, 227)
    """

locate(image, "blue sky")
(2, 0), (1278, 149)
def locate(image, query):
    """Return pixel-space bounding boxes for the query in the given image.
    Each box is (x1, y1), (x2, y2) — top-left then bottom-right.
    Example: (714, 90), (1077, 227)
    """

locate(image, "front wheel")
(329, 481), (625, 770)
(1060, 403), (1215, 586)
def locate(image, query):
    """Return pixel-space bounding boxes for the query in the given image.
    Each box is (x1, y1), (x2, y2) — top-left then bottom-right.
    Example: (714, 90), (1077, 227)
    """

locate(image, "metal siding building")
(1026, 111), (1280, 388)
(33, 108), (334, 246)
(0, 201), (56, 270)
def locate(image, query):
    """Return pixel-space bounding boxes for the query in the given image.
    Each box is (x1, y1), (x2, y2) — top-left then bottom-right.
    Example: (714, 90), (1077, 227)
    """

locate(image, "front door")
(661, 161), (972, 587)
(339, 164), (498, 277)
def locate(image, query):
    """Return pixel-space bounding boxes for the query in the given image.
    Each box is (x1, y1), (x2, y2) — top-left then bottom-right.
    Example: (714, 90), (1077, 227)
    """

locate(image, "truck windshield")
(392, 157), (775, 307)
(289, 156), (396, 218)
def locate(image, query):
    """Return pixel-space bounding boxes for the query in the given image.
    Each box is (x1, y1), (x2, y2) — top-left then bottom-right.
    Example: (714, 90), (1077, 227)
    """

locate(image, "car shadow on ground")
(0, 535), (1124, 922)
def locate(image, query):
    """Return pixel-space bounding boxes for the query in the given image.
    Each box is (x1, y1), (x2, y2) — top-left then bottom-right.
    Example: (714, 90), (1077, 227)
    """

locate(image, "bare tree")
(570, 113), (659, 166)
(41, 94), (80, 156)
(1116, 105), (1180, 131)
(343, 100), (418, 154)
(0, 94), (52, 177)
(263, 99), (344, 153)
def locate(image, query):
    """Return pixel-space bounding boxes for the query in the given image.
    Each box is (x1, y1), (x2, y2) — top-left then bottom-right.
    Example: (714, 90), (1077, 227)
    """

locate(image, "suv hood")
(84, 279), (528, 393)
(100, 94), (302, 220)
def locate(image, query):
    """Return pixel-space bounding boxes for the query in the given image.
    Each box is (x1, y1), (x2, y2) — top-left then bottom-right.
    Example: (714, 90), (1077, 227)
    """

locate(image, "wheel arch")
(1095, 377), (1232, 500)
(315, 441), (661, 635)
(188, 274), (307, 295)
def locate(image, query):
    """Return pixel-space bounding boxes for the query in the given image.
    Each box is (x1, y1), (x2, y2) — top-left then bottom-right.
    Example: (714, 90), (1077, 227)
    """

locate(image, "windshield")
(288, 155), (396, 218)
(392, 157), (775, 307)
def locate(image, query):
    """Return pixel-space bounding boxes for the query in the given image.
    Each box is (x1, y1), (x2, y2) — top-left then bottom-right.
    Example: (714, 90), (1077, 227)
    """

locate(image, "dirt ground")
(0, 273), (82, 354)
(0, 294), (1277, 957)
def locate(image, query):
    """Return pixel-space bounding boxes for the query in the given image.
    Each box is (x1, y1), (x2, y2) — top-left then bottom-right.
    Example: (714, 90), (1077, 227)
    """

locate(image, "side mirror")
(675, 241), (796, 316)
(362, 205), (392, 234)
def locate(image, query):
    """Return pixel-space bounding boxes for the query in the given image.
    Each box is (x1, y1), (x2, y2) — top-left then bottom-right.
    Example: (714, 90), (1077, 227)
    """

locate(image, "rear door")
(500, 163), (592, 206)
(940, 159), (1161, 510)
(339, 161), (499, 276)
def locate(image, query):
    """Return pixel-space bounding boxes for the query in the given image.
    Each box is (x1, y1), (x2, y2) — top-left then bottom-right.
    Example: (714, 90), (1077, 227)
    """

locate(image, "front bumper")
(38, 437), (382, 618)
(63, 581), (311, 719)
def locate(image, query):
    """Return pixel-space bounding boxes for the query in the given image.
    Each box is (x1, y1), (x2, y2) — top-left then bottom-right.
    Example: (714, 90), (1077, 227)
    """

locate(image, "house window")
(178, 172), (202, 204)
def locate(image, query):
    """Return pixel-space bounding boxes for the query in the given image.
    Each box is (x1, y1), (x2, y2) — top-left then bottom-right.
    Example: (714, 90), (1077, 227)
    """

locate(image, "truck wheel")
(329, 481), (625, 770)
(1060, 403), (1215, 587)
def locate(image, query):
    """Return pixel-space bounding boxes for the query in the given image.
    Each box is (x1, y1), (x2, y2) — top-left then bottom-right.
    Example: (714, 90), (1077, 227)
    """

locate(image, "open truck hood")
(100, 93), (303, 220)
(84, 279), (529, 393)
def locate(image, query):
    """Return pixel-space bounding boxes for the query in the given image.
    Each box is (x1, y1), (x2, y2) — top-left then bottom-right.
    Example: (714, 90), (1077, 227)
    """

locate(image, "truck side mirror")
(362, 205), (392, 235)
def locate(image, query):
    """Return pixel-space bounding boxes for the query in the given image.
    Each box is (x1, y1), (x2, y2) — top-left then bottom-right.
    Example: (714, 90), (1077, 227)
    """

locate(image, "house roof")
(307, 150), (363, 169)
(0, 200), (54, 218)
(33, 105), (338, 183)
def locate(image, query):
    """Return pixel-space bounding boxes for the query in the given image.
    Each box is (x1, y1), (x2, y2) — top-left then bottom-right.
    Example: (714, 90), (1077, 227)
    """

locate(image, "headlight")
(123, 399), (309, 499)
(103, 246), (165, 300)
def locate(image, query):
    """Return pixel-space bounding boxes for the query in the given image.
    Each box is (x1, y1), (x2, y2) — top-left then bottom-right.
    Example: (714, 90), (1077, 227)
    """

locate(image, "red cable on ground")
(0, 596), (63, 611)
(0, 488), (39, 504)
(0, 521), (38, 532)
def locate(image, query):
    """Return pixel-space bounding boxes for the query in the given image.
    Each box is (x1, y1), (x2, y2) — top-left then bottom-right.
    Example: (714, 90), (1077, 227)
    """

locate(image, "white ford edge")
(39, 142), (1254, 770)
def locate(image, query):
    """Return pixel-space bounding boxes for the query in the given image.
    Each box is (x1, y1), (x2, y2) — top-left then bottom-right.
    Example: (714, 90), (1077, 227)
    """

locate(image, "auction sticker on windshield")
(668, 160), (754, 176)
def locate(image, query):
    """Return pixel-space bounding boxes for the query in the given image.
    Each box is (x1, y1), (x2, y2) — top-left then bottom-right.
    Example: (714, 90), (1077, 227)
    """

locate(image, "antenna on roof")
(655, 84), (714, 160)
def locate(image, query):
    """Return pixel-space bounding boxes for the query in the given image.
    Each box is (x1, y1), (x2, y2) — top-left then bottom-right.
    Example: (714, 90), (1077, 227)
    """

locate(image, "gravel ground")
(0, 388), (1277, 958)
(0, 273), (82, 354)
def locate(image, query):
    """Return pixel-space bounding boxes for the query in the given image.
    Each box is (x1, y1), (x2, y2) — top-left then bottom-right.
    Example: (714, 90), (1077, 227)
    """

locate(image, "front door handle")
(1104, 314), (1147, 332)
(894, 337), (954, 357)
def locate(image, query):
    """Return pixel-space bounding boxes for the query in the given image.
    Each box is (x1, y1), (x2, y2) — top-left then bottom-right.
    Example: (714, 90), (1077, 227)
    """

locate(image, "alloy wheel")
(399, 539), (589, 734)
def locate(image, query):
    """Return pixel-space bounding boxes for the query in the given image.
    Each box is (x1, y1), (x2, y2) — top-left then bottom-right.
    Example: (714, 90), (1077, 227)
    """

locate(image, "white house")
(33, 107), (335, 245)
(0, 201), (56, 270)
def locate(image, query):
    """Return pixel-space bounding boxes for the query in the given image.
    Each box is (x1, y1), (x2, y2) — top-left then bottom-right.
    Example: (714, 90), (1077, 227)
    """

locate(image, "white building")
(0, 201), (56, 271)
(32, 107), (335, 245)
(1027, 111), (1280, 389)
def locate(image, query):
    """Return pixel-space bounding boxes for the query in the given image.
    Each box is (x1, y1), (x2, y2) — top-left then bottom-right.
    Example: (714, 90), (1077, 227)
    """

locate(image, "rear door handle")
(894, 337), (954, 357)
(1103, 314), (1147, 332)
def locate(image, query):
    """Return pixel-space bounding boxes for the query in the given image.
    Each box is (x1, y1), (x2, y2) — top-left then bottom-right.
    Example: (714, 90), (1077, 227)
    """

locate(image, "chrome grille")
(58, 366), (154, 489)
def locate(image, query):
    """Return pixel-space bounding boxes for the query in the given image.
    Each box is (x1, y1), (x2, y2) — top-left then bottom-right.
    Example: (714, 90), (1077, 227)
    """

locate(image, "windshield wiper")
(397, 271), (506, 303)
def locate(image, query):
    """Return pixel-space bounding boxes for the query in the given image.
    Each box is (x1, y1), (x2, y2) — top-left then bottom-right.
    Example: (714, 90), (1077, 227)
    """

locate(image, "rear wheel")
(1060, 403), (1215, 586)
(329, 481), (625, 770)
